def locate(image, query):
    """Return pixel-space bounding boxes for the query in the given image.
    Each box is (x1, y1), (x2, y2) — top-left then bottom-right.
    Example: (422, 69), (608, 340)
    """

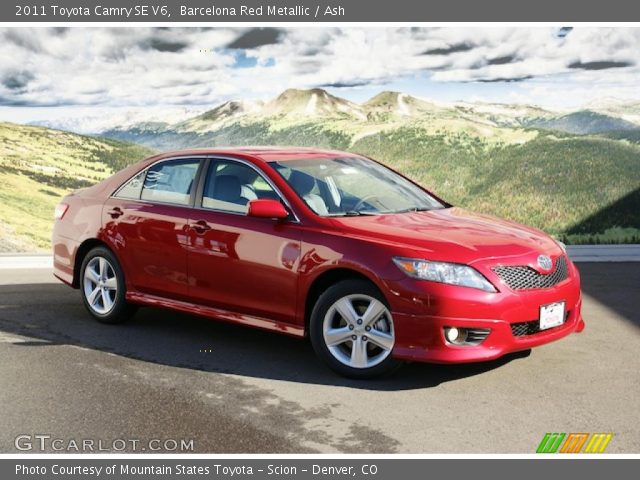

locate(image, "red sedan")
(52, 148), (584, 378)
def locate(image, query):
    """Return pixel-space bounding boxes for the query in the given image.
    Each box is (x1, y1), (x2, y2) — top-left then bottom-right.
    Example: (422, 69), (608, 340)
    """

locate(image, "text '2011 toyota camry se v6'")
(52, 148), (584, 378)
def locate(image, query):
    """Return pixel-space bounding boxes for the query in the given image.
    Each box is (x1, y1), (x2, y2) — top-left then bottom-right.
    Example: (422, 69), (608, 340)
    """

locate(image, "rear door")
(102, 157), (204, 300)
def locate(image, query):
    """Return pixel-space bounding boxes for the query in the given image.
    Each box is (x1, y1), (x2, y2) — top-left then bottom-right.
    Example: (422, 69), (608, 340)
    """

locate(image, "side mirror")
(247, 199), (289, 219)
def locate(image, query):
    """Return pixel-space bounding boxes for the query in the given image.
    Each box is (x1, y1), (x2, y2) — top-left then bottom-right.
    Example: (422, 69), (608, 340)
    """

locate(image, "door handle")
(190, 220), (211, 234)
(108, 207), (123, 219)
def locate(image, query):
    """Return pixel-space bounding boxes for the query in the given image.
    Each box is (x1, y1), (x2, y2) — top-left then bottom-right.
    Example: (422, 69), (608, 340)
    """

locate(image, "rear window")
(114, 171), (145, 200)
(139, 159), (200, 206)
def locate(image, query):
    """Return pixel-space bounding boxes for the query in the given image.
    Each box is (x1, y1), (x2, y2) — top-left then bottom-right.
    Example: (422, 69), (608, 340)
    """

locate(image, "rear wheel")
(80, 246), (135, 324)
(310, 279), (401, 378)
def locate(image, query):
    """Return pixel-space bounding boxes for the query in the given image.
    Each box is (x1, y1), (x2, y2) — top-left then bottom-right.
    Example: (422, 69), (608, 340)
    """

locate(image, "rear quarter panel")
(52, 192), (106, 286)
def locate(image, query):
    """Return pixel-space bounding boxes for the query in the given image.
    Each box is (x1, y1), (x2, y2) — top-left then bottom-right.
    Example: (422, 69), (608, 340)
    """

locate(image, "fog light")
(444, 327), (491, 346)
(445, 327), (458, 342)
(445, 327), (468, 345)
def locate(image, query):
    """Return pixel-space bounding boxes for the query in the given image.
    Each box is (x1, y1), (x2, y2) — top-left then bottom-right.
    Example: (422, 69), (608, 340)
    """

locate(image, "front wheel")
(310, 279), (401, 378)
(80, 246), (135, 324)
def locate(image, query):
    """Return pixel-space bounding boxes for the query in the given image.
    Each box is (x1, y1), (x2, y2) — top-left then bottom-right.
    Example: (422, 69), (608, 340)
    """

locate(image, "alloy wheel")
(322, 294), (395, 369)
(83, 256), (118, 315)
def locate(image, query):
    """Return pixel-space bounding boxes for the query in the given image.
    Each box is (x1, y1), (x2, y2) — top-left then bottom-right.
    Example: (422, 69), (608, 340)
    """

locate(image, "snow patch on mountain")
(31, 107), (205, 134)
(397, 94), (410, 116)
(305, 93), (318, 115)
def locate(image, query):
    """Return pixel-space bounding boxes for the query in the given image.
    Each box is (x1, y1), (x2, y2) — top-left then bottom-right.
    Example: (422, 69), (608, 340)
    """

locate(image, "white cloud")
(0, 27), (639, 111)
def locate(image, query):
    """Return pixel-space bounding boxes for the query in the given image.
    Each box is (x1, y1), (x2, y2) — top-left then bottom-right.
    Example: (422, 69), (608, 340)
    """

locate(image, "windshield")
(270, 156), (445, 216)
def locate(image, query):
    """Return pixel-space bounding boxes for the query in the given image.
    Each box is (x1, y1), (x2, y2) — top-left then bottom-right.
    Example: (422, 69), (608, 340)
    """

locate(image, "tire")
(310, 279), (402, 379)
(79, 246), (135, 324)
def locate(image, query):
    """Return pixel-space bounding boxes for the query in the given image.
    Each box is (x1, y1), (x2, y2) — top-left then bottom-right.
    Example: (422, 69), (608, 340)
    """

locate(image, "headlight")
(392, 257), (497, 292)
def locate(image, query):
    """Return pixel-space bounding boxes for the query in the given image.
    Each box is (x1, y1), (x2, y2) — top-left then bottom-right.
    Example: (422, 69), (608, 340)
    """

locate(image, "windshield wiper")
(330, 210), (381, 217)
(347, 210), (382, 216)
(393, 206), (432, 214)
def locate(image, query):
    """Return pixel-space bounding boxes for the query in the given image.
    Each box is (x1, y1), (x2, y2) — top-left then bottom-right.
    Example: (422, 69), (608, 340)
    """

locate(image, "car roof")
(148, 147), (357, 163)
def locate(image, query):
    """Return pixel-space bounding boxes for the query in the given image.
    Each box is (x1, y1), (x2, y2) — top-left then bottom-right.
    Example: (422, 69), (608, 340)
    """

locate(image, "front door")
(186, 159), (301, 325)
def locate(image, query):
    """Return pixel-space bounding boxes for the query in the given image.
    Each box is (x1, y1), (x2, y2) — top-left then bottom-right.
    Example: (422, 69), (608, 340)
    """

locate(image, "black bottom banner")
(2, 459), (633, 480)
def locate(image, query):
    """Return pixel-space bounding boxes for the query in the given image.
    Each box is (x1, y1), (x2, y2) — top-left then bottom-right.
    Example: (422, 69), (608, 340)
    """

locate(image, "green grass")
(0, 122), (152, 251)
(559, 227), (640, 245)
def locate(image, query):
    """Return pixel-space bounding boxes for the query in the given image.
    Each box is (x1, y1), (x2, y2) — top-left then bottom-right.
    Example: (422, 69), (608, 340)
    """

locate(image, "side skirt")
(126, 291), (305, 338)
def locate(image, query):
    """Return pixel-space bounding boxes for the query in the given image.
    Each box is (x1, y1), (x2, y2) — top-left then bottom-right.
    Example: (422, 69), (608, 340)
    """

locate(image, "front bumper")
(387, 255), (585, 364)
(391, 299), (584, 363)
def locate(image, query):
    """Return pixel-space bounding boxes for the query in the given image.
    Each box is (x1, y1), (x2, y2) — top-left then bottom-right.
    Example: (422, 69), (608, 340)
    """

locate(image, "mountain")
(178, 100), (264, 134)
(31, 107), (205, 135)
(99, 89), (640, 152)
(37, 89), (640, 138)
(528, 110), (640, 134)
(102, 88), (539, 151)
(454, 102), (556, 128)
(363, 91), (445, 119)
(0, 122), (152, 251)
(583, 99), (640, 129)
(197, 100), (261, 121)
(265, 88), (366, 120)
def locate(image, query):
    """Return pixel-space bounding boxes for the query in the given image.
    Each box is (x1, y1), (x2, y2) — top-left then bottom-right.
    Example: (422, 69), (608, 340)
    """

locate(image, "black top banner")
(5, 0), (640, 22)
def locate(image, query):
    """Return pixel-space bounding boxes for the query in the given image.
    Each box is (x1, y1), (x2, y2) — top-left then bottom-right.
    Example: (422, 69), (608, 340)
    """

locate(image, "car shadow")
(0, 283), (531, 391)
(576, 262), (640, 329)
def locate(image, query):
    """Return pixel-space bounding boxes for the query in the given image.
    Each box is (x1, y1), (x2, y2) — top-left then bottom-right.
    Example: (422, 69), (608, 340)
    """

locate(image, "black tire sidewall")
(79, 246), (131, 324)
(309, 279), (401, 379)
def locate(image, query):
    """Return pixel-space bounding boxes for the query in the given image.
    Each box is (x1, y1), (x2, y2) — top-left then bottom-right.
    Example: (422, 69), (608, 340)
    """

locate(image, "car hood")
(328, 207), (562, 264)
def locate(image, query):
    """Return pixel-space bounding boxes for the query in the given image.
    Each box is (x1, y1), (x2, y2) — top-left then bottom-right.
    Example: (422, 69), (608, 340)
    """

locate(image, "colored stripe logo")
(584, 433), (614, 453)
(537, 433), (613, 453)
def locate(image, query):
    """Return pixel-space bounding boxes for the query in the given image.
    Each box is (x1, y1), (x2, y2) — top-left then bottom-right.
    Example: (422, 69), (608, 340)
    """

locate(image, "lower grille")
(511, 321), (539, 337)
(493, 255), (569, 290)
(464, 328), (491, 345)
(511, 311), (571, 336)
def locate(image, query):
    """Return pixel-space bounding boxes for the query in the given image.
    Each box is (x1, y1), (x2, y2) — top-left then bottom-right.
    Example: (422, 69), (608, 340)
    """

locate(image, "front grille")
(511, 311), (571, 336)
(493, 255), (568, 290)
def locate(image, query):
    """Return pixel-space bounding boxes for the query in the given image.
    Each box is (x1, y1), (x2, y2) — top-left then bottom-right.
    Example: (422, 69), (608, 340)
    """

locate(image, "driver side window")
(201, 161), (276, 214)
(276, 166), (330, 215)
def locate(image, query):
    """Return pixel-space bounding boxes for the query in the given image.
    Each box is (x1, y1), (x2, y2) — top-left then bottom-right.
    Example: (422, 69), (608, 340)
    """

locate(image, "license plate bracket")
(539, 301), (565, 330)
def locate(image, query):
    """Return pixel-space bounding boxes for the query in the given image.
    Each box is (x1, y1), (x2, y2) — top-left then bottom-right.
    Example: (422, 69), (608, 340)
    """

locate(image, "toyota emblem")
(537, 255), (552, 271)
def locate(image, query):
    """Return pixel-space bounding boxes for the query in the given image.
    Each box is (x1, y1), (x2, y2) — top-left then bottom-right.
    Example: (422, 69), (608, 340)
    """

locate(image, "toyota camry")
(52, 148), (584, 378)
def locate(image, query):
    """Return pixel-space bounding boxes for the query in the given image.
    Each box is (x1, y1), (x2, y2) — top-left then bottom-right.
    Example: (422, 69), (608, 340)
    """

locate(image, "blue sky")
(0, 27), (639, 125)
